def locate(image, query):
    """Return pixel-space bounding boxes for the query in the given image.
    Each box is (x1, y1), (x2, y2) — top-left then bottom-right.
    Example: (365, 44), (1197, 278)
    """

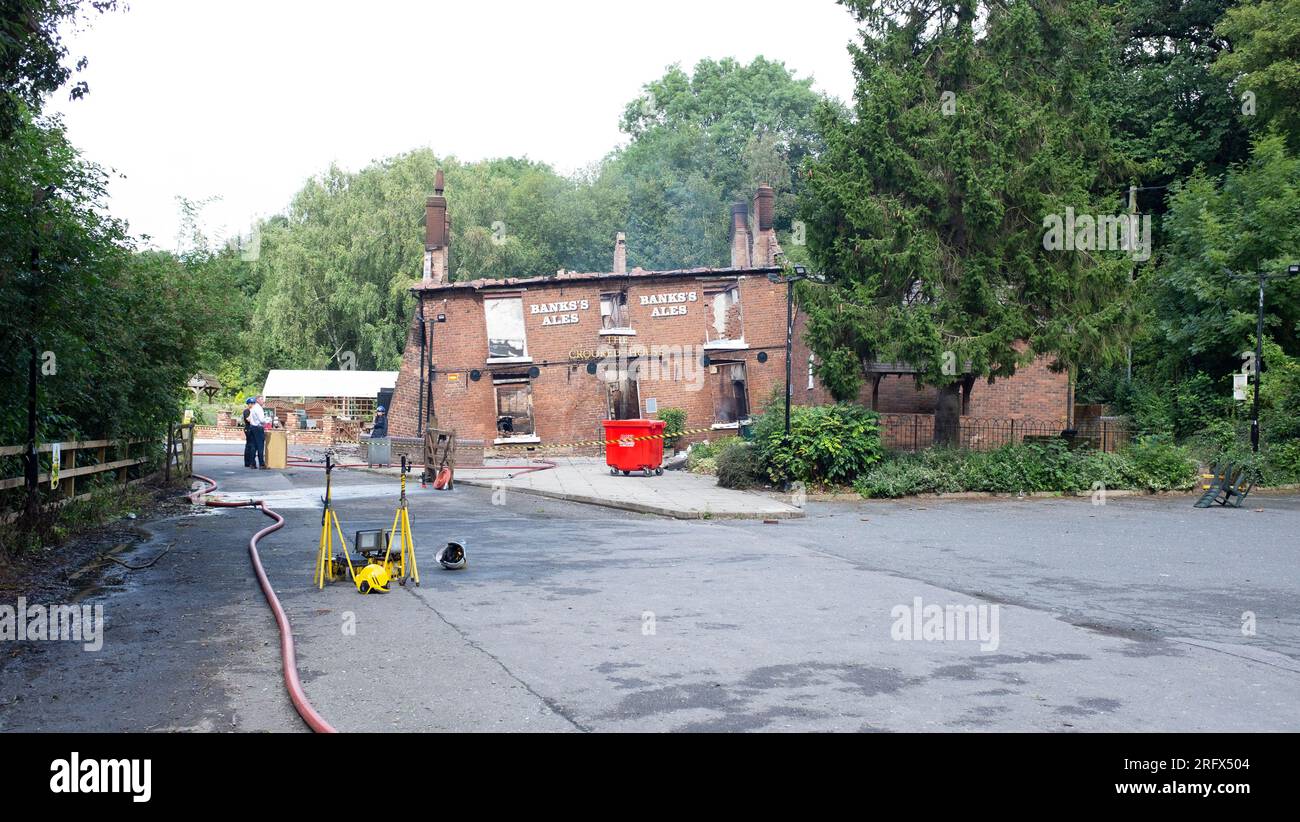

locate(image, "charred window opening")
(604, 360), (641, 420)
(705, 282), (742, 342)
(600, 290), (630, 331)
(494, 376), (535, 437)
(712, 360), (750, 423)
(485, 296), (527, 359)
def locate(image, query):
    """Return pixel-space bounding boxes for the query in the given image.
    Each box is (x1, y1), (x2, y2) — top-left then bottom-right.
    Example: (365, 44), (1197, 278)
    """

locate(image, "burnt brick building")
(388, 173), (1072, 451)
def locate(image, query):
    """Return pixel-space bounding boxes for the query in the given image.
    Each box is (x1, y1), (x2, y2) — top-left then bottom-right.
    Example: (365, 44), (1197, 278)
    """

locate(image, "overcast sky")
(48, 0), (860, 250)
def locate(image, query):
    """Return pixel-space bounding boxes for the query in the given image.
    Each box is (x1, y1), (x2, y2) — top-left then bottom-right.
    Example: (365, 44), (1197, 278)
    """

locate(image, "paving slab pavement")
(443, 457), (804, 520)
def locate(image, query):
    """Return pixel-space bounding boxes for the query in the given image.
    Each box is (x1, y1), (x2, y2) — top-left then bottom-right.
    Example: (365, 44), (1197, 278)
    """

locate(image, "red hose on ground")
(183, 450), (554, 730)
(187, 472), (337, 734)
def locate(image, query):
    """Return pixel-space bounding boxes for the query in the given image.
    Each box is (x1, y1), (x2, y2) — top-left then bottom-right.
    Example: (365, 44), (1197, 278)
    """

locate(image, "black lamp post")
(1228, 263), (1300, 453)
(766, 264), (820, 441)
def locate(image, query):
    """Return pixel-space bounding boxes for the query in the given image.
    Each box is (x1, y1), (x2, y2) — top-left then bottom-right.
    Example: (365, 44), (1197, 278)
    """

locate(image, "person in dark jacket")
(242, 397), (257, 468)
(370, 405), (388, 439)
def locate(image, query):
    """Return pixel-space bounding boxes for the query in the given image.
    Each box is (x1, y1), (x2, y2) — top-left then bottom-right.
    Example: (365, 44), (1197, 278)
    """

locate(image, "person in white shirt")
(248, 396), (269, 469)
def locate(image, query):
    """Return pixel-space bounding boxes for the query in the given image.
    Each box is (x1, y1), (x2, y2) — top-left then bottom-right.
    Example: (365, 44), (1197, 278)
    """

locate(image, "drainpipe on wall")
(417, 293), (426, 437)
(426, 300), (437, 431)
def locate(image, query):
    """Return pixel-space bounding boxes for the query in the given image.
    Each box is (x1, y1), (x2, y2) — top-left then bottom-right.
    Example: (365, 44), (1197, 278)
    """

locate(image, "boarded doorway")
(605, 365), (642, 420)
(494, 377), (535, 437)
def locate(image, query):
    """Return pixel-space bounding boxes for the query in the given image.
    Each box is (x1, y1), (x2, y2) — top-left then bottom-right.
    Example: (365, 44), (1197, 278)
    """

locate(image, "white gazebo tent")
(261, 369), (398, 420)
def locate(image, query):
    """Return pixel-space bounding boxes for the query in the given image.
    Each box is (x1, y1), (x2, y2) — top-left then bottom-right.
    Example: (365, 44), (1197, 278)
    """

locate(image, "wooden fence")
(0, 423), (194, 521)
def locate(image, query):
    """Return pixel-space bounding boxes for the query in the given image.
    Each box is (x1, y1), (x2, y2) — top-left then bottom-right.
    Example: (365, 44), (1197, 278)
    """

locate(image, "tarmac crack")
(398, 585), (591, 732)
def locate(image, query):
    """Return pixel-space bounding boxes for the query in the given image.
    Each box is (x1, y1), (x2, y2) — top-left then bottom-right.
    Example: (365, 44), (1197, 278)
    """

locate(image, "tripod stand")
(383, 455), (420, 586)
(315, 452), (356, 588)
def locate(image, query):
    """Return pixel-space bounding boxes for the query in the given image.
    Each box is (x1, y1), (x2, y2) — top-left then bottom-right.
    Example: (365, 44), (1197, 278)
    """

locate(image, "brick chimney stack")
(729, 202), (751, 268)
(752, 185), (781, 266)
(612, 232), (627, 274)
(423, 169), (450, 285)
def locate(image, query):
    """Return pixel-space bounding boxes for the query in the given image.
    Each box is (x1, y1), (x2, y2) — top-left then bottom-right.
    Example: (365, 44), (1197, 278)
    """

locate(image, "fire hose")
(186, 472), (337, 733)
(183, 451), (554, 732)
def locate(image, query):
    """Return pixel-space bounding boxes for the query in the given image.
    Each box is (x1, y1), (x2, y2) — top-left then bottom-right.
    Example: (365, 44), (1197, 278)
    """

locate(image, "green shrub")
(691, 456), (718, 475)
(855, 437), (1198, 498)
(755, 403), (883, 485)
(687, 437), (740, 473)
(1123, 436), (1197, 491)
(1073, 449), (1135, 492)
(1193, 437), (1300, 487)
(1263, 441), (1300, 483)
(953, 441), (1078, 493)
(854, 459), (941, 497)
(716, 440), (763, 489)
(1260, 340), (1300, 441)
(656, 407), (686, 442)
(1184, 417), (1241, 457)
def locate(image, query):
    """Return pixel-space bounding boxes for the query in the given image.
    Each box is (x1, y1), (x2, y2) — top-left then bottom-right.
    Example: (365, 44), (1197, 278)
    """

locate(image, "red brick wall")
(388, 272), (793, 449)
(387, 302), (429, 440)
(193, 425), (334, 446)
(964, 348), (1071, 422)
(790, 313), (1071, 423)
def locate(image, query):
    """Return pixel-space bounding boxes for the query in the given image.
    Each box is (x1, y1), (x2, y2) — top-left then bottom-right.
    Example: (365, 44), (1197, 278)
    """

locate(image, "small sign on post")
(50, 443), (60, 490)
(1233, 372), (1248, 402)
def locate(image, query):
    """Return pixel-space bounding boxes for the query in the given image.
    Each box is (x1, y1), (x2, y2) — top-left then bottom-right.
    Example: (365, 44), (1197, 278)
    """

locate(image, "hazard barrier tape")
(492, 426), (722, 450)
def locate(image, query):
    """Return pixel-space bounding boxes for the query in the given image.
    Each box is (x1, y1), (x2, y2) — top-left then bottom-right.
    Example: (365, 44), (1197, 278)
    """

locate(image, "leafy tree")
(241, 151), (627, 377)
(228, 60), (828, 381)
(0, 0), (119, 138)
(609, 56), (827, 269)
(1080, 0), (1300, 435)
(1149, 132), (1300, 379)
(1214, 0), (1300, 150)
(799, 0), (1142, 414)
(1107, 0), (1251, 193)
(0, 113), (213, 449)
